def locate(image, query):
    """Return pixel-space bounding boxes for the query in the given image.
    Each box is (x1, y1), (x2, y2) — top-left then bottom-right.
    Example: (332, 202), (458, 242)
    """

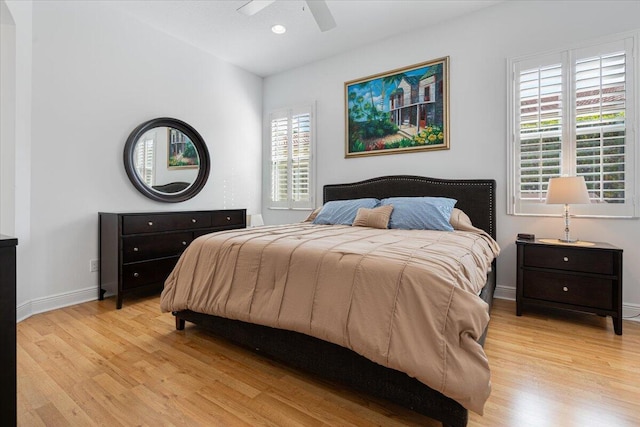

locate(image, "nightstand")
(516, 238), (623, 335)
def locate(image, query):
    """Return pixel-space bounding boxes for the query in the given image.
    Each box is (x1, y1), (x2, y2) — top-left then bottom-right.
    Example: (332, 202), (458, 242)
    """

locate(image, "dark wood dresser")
(516, 238), (623, 334)
(99, 209), (246, 308)
(0, 235), (17, 426)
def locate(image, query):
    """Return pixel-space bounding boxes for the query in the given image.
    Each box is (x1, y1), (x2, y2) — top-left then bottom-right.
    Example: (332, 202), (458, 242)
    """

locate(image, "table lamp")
(545, 176), (590, 243)
(247, 213), (264, 227)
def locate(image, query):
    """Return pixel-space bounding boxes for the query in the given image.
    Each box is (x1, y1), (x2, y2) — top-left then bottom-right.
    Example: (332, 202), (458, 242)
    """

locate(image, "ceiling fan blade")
(306, 0), (336, 32)
(236, 0), (275, 16)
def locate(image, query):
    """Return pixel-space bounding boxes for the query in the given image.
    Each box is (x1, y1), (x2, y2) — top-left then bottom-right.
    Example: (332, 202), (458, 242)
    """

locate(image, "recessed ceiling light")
(271, 24), (286, 35)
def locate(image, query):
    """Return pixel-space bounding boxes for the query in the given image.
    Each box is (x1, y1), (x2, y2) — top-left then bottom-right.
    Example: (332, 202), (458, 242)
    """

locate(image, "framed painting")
(167, 127), (199, 169)
(345, 57), (449, 157)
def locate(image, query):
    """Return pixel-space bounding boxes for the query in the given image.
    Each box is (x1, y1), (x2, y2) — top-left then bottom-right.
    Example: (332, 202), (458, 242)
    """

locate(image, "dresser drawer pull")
(227, 216), (231, 221)
(192, 218), (197, 223)
(133, 247), (139, 252)
(148, 221), (153, 226)
(563, 257), (569, 262)
(182, 241), (187, 246)
(133, 272), (139, 278)
(563, 286), (568, 292)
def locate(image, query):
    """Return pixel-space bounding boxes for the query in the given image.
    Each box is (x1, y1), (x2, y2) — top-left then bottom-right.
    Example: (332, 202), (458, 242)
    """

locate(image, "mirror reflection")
(124, 117), (210, 203)
(133, 127), (200, 194)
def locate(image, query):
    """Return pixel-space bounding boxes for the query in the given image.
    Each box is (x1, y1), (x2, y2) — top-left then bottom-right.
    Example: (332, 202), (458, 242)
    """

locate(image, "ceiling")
(108, 0), (503, 77)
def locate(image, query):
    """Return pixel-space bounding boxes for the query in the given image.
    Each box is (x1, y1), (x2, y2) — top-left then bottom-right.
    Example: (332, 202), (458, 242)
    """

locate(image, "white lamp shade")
(247, 213), (264, 227)
(546, 176), (590, 205)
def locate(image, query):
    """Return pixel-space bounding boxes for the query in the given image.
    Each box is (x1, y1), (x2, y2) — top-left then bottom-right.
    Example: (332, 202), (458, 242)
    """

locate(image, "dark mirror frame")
(123, 117), (210, 203)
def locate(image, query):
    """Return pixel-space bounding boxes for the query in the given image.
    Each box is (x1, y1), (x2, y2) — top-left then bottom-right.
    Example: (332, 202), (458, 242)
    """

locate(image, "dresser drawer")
(122, 212), (212, 235)
(523, 270), (613, 310)
(193, 229), (216, 239)
(523, 245), (613, 275)
(122, 257), (179, 290)
(122, 232), (192, 263)
(211, 210), (245, 227)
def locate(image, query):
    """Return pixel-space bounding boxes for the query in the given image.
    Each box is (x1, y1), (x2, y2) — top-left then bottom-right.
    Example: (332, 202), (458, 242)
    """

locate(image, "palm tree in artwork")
(380, 74), (404, 113)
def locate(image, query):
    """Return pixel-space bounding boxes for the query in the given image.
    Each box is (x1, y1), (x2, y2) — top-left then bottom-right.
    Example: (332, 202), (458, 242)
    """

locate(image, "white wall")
(0, 0), (16, 236)
(2, 0), (32, 311)
(13, 0), (262, 319)
(263, 1), (640, 315)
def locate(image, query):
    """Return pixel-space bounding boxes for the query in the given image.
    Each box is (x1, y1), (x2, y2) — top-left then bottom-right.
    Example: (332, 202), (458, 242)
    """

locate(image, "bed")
(161, 175), (498, 427)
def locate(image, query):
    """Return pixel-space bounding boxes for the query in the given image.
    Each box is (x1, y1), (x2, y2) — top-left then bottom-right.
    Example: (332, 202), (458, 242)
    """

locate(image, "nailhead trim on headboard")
(323, 175), (496, 239)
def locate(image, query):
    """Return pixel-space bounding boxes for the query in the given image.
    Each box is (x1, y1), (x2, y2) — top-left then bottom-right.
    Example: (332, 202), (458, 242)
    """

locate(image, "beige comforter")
(160, 223), (500, 413)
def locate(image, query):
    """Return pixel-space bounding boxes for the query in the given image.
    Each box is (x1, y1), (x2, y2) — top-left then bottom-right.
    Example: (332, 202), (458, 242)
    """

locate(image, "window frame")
(507, 32), (639, 218)
(266, 103), (316, 210)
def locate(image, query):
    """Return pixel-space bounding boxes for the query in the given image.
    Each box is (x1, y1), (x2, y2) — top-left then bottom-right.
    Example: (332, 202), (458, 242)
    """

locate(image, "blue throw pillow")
(380, 197), (457, 231)
(312, 198), (380, 225)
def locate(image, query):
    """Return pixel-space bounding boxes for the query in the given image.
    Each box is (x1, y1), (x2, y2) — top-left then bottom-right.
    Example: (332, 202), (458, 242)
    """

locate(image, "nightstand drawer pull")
(133, 247), (139, 252)
(182, 241), (187, 246)
(227, 216), (231, 221)
(191, 218), (197, 223)
(563, 257), (569, 262)
(148, 221), (153, 226)
(133, 272), (139, 278)
(563, 286), (568, 292)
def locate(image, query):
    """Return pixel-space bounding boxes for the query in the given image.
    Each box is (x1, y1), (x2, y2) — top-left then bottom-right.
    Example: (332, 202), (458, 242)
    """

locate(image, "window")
(268, 105), (315, 209)
(508, 35), (638, 217)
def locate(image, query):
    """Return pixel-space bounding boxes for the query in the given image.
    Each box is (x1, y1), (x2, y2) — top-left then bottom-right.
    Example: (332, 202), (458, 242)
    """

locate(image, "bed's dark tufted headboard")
(323, 175), (496, 239)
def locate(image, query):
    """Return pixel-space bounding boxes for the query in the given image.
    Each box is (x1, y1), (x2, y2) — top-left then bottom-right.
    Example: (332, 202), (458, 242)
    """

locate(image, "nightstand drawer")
(523, 270), (613, 310)
(524, 245), (613, 275)
(122, 232), (192, 263)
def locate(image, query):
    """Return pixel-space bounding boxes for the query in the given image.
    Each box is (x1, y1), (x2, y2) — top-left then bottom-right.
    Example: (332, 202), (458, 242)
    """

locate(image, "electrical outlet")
(90, 259), (99, 273)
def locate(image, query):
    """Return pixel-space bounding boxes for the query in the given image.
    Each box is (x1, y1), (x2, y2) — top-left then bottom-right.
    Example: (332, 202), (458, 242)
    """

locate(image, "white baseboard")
(494, 284), (640, 323)
(16, 284), (640, 325)
(17, 286), (98, 322)
(621, 301), (640, 323)
(494, 284), (516, 301)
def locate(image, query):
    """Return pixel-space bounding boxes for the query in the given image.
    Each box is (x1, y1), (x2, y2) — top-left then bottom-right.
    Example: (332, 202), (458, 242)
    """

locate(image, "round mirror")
(123, 118), (210, 202)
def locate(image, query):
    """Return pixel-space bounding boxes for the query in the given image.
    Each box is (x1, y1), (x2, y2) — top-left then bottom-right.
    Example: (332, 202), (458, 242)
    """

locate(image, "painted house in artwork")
(389, 68), (443, 137)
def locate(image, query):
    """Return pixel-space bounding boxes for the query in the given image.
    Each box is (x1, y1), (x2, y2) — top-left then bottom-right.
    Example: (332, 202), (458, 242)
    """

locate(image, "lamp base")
(558, 237), (578, 243)
(539, 238), (595, 246)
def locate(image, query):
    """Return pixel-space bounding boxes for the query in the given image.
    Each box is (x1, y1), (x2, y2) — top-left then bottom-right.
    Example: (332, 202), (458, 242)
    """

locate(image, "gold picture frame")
(345, 57), (450, 157)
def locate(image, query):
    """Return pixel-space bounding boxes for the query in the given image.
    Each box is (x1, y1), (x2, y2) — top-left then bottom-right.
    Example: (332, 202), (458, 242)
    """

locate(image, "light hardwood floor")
(17, 294), (640, 426)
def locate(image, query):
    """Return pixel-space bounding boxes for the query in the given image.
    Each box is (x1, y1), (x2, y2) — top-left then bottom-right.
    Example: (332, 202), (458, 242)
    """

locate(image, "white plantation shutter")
(518, 60), (563, 202)
(291, 113), (311, 203)
(509, 36), (637, 217)
(575, 48), (627, 206)
(269, 106), (315, 209)
(134, 136), (155, 186)
(270, 115), (289, 205)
